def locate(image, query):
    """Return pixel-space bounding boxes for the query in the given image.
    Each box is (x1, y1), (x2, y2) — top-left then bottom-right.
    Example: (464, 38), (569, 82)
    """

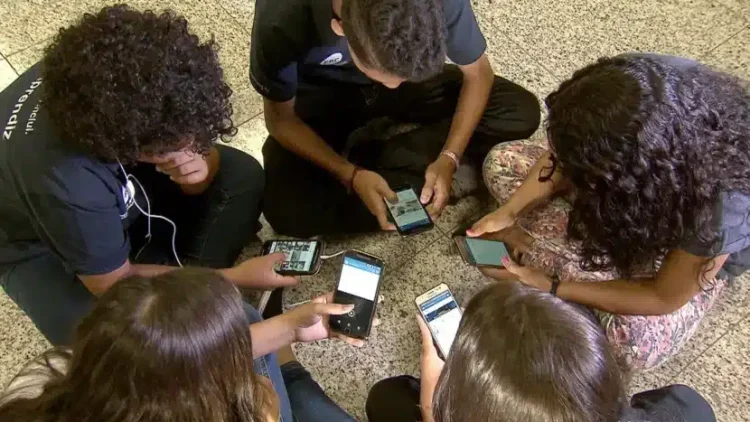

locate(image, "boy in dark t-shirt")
(250, 0), (541, 237)
(0, 5), (297, 345)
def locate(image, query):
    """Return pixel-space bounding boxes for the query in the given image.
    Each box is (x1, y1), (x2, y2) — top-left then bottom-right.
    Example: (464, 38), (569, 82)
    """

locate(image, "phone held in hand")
(384, 185), (434, 236)
(330, 250), (385, 340)
(453, 236), (510, 268)
(416, 284), (462, 359)
(262, 240), (323, 276)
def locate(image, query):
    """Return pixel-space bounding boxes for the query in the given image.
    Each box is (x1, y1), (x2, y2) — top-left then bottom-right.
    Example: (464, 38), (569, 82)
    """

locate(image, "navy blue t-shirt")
(250, 0), (487, 102)
(0, 63), (138, 276)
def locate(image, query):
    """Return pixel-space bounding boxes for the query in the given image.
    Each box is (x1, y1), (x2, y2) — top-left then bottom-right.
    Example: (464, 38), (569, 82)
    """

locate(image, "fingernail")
(502, 256), (509, 264)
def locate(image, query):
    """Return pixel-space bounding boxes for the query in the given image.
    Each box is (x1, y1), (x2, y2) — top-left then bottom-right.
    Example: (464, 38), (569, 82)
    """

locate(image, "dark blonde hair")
(0, 269), (271, 422)
(433, 282), (625, 422)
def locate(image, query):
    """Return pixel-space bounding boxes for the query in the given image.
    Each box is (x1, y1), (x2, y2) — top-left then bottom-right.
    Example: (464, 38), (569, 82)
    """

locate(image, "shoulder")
(627, 384), (716, 422)
(252, 0), (313, 41)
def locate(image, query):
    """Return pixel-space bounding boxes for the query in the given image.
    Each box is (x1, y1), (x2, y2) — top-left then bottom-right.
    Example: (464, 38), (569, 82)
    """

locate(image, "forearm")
(444, 56), (494, 157)
(269, 112), (354, 183)
(557, 278), (687, 315)
(179, 146), (220, 195)
(503, 151), (569, 216)
(249, 314), (296, 358)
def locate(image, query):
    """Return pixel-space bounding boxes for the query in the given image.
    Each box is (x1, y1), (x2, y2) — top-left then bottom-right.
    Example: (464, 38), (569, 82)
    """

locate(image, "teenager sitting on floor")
(469, 54), (750, 371)
(367, 282), (715, 422)
(0, 269), (359, 422)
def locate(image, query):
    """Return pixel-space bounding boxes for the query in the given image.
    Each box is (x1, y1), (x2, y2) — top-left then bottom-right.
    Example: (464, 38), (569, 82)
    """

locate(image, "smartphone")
(416, 284), (462, 358)
(384, 185), (434, 236)
(453, 236), (510, 268)
(330, 250), (385, 339)
(262, 240), (323, 276)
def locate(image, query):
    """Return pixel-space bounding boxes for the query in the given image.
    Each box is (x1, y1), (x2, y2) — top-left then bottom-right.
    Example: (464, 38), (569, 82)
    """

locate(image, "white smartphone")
(415, 284), (462, 358)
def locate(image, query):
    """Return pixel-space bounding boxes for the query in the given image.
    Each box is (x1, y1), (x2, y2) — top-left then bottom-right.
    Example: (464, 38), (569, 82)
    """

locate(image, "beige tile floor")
(0, 0), (748, 420)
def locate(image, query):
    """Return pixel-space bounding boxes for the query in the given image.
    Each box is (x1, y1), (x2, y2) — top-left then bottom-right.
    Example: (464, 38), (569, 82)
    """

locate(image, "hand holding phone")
(384, 185), (434, 236)
(416, 284), (462, 358)
(330, 250), (385, 339)
(352, 170), (398, 231)
(284, 292), (366, 347)
(262, 240), (323, 276)
(453, 236), (510, 268)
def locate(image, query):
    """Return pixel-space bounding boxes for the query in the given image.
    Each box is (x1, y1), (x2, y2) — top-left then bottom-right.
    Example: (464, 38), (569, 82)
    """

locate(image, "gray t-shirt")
(621, 53), (750, 279)
(684, 192), (750, 279)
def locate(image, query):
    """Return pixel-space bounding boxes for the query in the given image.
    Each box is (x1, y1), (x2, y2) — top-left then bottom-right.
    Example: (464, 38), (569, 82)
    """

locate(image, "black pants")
(365, 376), (717, 422)
(0, 145), (264, 345)
(263, 66), (541, 237)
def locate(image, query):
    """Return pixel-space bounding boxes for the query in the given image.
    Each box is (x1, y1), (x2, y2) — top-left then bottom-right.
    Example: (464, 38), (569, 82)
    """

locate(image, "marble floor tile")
(655, 275), (750, 381)
(671, 316), (750, 422)
(5, 39), (47, 74)
(586, 1), (746, 61)
(702, 28), (750, 81)
(475, 0), (746, 80)
(0, 291), (50, 388)
(222, 115), (268, 167)
(218, 0), (255, 32)
(0, 0), (108, 55)
(0, 59), (17, 92)
(476, 16), (562, 103)
(291, 236), (494, 419)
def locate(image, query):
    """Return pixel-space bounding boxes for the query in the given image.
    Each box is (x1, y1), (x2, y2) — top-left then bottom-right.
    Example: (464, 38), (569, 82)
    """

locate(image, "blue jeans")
(243, 304), (355, 422)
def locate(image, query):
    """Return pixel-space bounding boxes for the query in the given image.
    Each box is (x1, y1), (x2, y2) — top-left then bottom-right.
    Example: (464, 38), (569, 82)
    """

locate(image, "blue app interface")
(386, 188), (430, 231)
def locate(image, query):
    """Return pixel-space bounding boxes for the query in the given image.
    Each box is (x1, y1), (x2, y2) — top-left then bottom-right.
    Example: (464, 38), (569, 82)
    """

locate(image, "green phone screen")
(465, 238), (509, 266)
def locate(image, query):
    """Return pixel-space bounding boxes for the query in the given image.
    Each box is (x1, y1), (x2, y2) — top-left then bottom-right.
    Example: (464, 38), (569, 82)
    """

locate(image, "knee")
(262, 198), (317, 238)
(366, 376), (420, 422)
(215, 144), (265, 196)
(488, 79), (542, 139)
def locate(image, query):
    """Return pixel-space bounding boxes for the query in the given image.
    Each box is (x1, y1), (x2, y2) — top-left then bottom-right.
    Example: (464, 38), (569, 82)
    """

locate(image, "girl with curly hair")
(469, 54), (750, 372)
(0, 5), (289, 346)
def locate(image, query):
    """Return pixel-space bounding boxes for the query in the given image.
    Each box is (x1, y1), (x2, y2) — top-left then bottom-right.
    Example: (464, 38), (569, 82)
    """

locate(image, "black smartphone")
(453, 235), (510, 268)
(261, 240), (323, 276)
(384, 185), (434, 236)
(330, 250), (385, 339)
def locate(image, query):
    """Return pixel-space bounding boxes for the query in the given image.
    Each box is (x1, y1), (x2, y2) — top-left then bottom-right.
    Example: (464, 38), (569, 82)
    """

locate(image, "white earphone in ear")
(117, 160), (183, 267)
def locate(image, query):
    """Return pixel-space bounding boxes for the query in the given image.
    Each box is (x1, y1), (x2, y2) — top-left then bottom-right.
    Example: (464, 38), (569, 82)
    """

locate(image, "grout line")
(235, 111), (263, 128)
(664, 319), (740, 384)
(216, 2), (253, 37)
(699, 25), (749, 60)
(0, 51), (18, 76)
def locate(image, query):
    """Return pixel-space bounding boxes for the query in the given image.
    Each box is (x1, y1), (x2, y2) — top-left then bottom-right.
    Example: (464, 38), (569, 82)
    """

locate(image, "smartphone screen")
(265, 240), (321, 273)
(331, 253), (384, 338)
(465, 238), (510, 266)
(454, 236), (510, 267)
(385, 187), (433, 234)
(417, 287), (462, 357)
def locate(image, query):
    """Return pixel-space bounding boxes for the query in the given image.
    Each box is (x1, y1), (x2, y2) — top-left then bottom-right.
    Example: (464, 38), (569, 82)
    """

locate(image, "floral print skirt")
(483, 140), (728, 372)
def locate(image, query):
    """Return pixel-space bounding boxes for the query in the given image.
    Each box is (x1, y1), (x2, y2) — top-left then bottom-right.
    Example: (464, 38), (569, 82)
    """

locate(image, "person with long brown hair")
(0, 269), (357, 422)
(366, 282), (715, 422)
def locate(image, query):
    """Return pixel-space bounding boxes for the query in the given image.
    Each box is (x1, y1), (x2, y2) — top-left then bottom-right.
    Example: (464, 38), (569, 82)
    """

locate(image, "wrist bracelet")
(440, 150), (460, 169)
(347, 166), (363, 194)
(550, 275), (561, 296)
